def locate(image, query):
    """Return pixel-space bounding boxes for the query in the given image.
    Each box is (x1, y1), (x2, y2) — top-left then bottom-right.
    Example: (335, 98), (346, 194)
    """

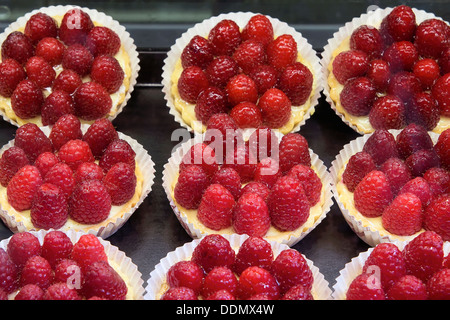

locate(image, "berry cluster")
(346, 231), (449, 300)
(0, 231), (127, 300)
(161, 235), (314, 300)
(177, 14), (313, 129)
(0, 8), (124, 124)
(0, 115), (137, 230)
(174, 121), (322, 236)
(342, 124), (449, 239)
(333, 5), (450, 131)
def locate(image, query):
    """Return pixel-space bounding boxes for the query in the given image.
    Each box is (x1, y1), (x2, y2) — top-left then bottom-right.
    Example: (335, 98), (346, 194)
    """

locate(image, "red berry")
(191, 234), (235, 274)
(398, 177), (432, 208)
(35, 37), (65, 66)
(415, 18), (450, 59)
(205, 55), (238, 88)
(342, 151), (376, 192)
(205, 289), (235, 300)
(363, 129), (399, 166)
(387, 275), (427, 300)
(41, 231), (73, 269)
(208, 19), (241, 56)
(248, 127), (278, 161)
(423, 167), (450, 197)
(11, 79), (44, 119)
(380, 5), (416, 43)
(380, 157), (411, 195)
(440, 47), (450, 74)
(85, 26), (121, 57)
(201, 266), (238, 298)
(15, 284), (44, 300)
(407, 92), (439, 131)
(249, 64), (279, 95)
(211, 167), (241, 200)
(42, 91), (76, 126)
(367, 59), (390, 92)
(241, 14), (274, 47)
(346, 272), (385, 300)
(31, 183), (68, 230)
(253, 157), (282, 189)
(413, 58), (441, 89)
(332, 49), (369, 84)
(258, 88), (291, 128)
(71, 234), (107, 273)
(240, 181), (270, 203)
(350, 25), (384, 59)
(432, 73), (450, 117)
(90, 55), (124, 93)
(387, 71), (421, 102)
(282, 284), (313, 300)
(278, 132), (311, 174)
(1, 31), (34, 65)
(427, 268), (450, 300)
(74, 81), (112, 121)
(52, 69), (82, 95)
(74, 162), (104, 185)
(288, 164), (322, 206)
(59, 8), (94, 46)
(232, 236), (273, 276)
(62, 44), (94, 76)
(181, 35), (213, 69)
(232, 192), (270, 237)
(20, 256), (53, 290)
(230, 101), (263, 129)
(369, 94), (406, 130)
(382, 41), (418, 72)
(198, 184), (235, 231)
(7, 232), (41, 268)
(7, 165), (42, 211)
(179, 143), (218, 179)
(99, 139), (136, 173)
(82, 260), (127, 300)
(0, 248), (18, 293)
(194, 86), (227, 124)
(161, 287), (197, 300)
(266, 34), (297, 71)
(232, 40), (266, 74)
(340, 77), (377, 117)
(43, 282), (81, 300)
(103, 162), (137, 205)
(424, 194), (450, 241)
(58, 139), (94, 171)
(82, 118), (118, 159)
(177, 66), (209, 104)
(396, 123), (434, 159)
(0, 58), (26, 97)
(167, 261), (203, 294)
(222, 143), (257, 183)
(0, 146), (29, 187)
(25, 56), (56, 89)
(226, 74), (258, 106)
(435, 128), (450, 170)
(405, 149), (440, 177)
(237, 266), (279, 300)
(44, 162), (75, 200)
(382, 192), (422, 236)
(278, 62), (313, 106)
(49, 113), (82, 150)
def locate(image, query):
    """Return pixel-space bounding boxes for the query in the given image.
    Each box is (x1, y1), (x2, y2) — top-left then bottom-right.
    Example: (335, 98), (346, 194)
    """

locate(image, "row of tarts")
(0, 4), (448, 300)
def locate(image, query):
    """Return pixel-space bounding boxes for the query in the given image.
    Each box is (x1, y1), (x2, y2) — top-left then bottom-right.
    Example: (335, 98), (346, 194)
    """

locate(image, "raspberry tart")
(0, 5), (139, 127)
(0, 117), (155, 238)
(331, 124), (449, 246)
(322, 5), (450, 134)
(144, 233), (332, 300)
(162, 12), (322, 134)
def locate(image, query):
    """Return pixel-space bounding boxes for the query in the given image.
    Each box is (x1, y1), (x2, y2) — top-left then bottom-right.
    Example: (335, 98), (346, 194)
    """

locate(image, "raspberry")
(174, 165), (209, 209)
(82, 260), (127, 300)
(367, 59), (390, 92)
(226, 74), (258, 106)
(99, 139), (136, 173)
(0, 248), (18, 293)
(198, 184), (235, 231)
(181, 35), (213, 69)
(103, 162), (136, 205)
(424, 194), (450, 241)
(1, 31), (34, 65)
(232, 236), (273, 276)
(353, 170), (393, 218)
(232, 192), (270, 237)
(0, 58), (26, 97)
(205, 289), (235, 300)
(194, 86), (227, 124)
(349, 25), (384, 59)
(440, 47), (450, 74)
(52, 69), (82, 94)
(20, 255), (53, 289)
(62, 44), (94, 77)
(282, 284), (313, 300)
(177, 66), (209, 104)
(382, 192), (422, 236)
(201, 266), (238, 298)
(57, 139), (94, 171)
(90, 55), (124, 93)
(35, 37), (65, 66)
(369, 95), (406, 130)
(31, 183), (68, 230)
(53, 259), (82, 288)
(208, 19), (241, 56)
(43, 283), (81, 300)
(423, 167), (450, 197)
(230, 101), (263, 128)
(380, 5), (416, 43)
(254, 157), (282, 190)
(241, 14), (274, 47)
(236, 266), (279, 300)
(427, 268), (450, 300)
(240, 181), (270, 203)
(279, 132), (311, 174)
(415, 18), (450, 59)
(11, 79), (44, 119)
(7, 165), (42, 211)
(340, 77), (377, 117)
(249, 64), (279, 95)
(435, 128), (450, 170)
(407, 92), (439, 131)
(0, 146), (29, 187)
(161, 287), (197, 300)
(266, 34), (297, 71)
(346, 272), (385, 300)
(191, 234), (235, 274)
(74, 81), (112, 121)
(49, 114), (82, 150)
(278, 62), (313, 106)
(403, 231), (443, 282)
(167, 261), (203, 294)
(386, 275), (427, 300)
(288, 164), (322, 206)
(363, 129), (399, 166)
(59, 8), (94, 46)
(74, 162), (104, 185)
(396, 123), (434, 160)
(248, 127), (278, 162)
(211, 167), (241, 200)
(413, 58), (440, 89)
(15, 284), (44, 300)
(222, 143), (257, 183)
(399, 177), (432, 208)
(232, 40), (265, 74)
(43, 162), (75, 200)
(432, 73), (450, 117)
(15, 123), (53, 163)
(205, 113), (238, 150)
(387, 71), (421, 102)
(332, 49), (369, 84)
(85, 26), (121, 57)
(69, 179), (111, 224)
(258, 88), (291, 128)
(41, 91), (76, 126)
(405, 149), (440, 177)
(7, 232), (41, 268)
(179, 143), (218, 178)
(205, 55), (238, 89)
(41, 231), (73, 269)
(342, 151), (376, 192)
(383, 41), (418, 72)
(24, 12), (57, 43)
(380, 157), (411, 195)
(82, 118), (118, 159)
(70, 234), (107, 272)
(268, 175), (310, 231)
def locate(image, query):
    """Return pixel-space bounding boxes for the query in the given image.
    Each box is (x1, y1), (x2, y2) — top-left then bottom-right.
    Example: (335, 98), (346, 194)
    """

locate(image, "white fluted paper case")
(144, 233), (332, 300)
(0, 124), (155, 239)
(162, 11), (323, 135)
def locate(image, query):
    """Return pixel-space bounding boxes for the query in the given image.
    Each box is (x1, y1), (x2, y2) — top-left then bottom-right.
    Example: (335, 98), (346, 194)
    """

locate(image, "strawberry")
(381, 192), (422, 236)
(7, 165), (42, 211)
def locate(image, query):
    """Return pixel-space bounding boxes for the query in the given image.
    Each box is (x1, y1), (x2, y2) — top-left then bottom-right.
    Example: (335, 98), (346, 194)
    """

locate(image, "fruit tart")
(144, 233), (332, 300)
(331, 124), (450, 246)
(163, 119), (333, 246)
(0, 116), (155, 238)
(322, 5), (450, 134)
(162, 12), (322, 134)
(0, 5), (139, 127)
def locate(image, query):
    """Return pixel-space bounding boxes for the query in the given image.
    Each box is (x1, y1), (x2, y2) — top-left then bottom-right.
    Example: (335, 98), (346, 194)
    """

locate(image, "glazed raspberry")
(222, 143), (257, 183)
(241, 14), (274, 47)
(237, 266), (279, 300)
(440, 47), (450, 74)
(288, 164), (322, 206)
(272, 249), (313, 294)
(382, 192), (422, 236)
(0, 248), (18, 293)
(405, 149), (440, 177)
(279, 132), (311, 174)
(253, 157), (282, 189)
(54, 259), (82, 289)
(52, 69), (82, 94)
(161, 287), (197, 300)
(201, 266), (238, 298)
(62, 44), (94, 76)
(387, 71), (421, 102)
(205, 55), (238, 89)
(191, 234), (235, 274)
(423, 167), (450, 197)
(103, 162), (136, 205)
(177, 66), (209, 104)
(0, 146), (29, 187)
(332, 49), (369, 84)
(432, 73), (450, 117)
(70, 234), (108, 272)
(167, 261), (204, 294)
(1, 31), (34, 65)
(82, 260), (127, 300)
(340, 77), (377, 117)
(435, 128), (450, 170)
(205, 113), (238, 147)
(396, 123), (433, 160)
(82, 119), (117, 159)
(350, 25), (384, 59)
(248, 126), (278, 161)
(233, 236), (273, 276)
(240, 181), (270, 203)
(424, 194), (450, 241)
(386, 275), (427, 300)
(73, 81), (112, 121)
(31, 183), (68, 230)
(258, 88), (291, 128)
(353, 170), (393, 218)
(85, 26), (121, 57)
(278, 62), (313, 106)
(230, 101), (263, 128)
(415, 18), (450, 59)
(43, 283), (81, 300)
(342, 151), (376, 193)
(232, 192), (270, 237)
(20, 256), (53, 290)
(427, 269), (450, 300)
(44, 162), (75, 200)
(90, 55), (124, 93)
(41, 231), (73, 269)
(369, 95), (406, 130)
(41, 91), (76, 126)
(58, 139), (94, 171)
(7, 165), (42, 211)
(366, 59), (390, 92)
(382, 41), (418, 72)
(179, 143), (218, 179)
(346, 272), (385, 300)
(24, 12), (57, 43)
(0, 59), (26, 97)
(268, 175), (310, 231)
(205, 289), (235, 300)
(363, 129), (399, 166)
(15, 284), (44, 300)
(282, 284), (313, 300)
(59, 8), (94, 46)
(266, 34), (297, 71)
(11, 79), (44, 119)
(69, 179), (111, 224)
(16, 124), (53, 163)
(180, 35), (213, 69)
(198, 184), (235, 230)
(399, 177), (432, 208)
(208, 19), (241, 56)
(413, 58), (440, 89)
(174, 165), (209, 209)
(74, 162), (104, 185)
(232, 40), (265, 73)
(407, 92), (439, 131)
(211, 167), (241, 200)
(194, 86), (227, 124)
(7, 232), (41, 268)
(249, 64), (279, 95)
(35, 37), (65, 66)
(380, 5), (416, 43)
(226, 74), (258, 106)
(0, 289), (8, 300)
(380, 157), (411, 195)
(49, 113), (82, 150)
(403, 231), (443, 282)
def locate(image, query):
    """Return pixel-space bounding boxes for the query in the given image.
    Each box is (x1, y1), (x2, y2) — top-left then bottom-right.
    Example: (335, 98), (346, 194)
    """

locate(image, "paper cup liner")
(0, 229), (145, 299)
(331, 239), (450, 300)
(162, 130), (333, 247)
(329, 129), (440, 247)
(0, 5), (140, 127)
(321, 6), (448, 135)
(0, 124), (155, 239)
(162, 11), (323, 135)
(144, 233), (332, 300)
